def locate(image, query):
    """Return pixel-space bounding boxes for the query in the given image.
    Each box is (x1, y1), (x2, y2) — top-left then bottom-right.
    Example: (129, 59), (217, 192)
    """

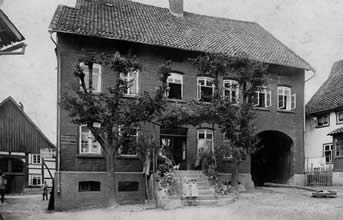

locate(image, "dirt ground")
(1, 187), (343, 220)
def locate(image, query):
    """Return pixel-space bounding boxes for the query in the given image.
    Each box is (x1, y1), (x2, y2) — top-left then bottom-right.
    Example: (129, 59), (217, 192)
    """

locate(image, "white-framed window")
(79, 62), (102, 93)
(197, 77), (214, 102)
(29, 175), (42, 186)
(197, 129), (214, 153)
(223, 79), (239, 104)
(277, 86), (296, 111)
(167, 72), (183, 100)
(323, 143), (333, 164)
(223, 133), (232, 159)
(118, 126), (139, 156)
(79, 125), (102, 154)
(120, 70), (139, 96)
(31, 154), (41, 164)
(317, 114), (329, 127)
(254, 87), (271, 108)
(337, 111), (343, 124)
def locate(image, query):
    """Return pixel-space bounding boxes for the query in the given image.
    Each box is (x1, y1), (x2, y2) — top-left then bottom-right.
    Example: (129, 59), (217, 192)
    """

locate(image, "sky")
(0, 0), (343, 143)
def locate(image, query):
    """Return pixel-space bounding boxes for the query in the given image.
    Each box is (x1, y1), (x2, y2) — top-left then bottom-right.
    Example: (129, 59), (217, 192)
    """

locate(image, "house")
(0, 9), (26, 55)
(305, 60), (343, 184)
(49, 0), (313, 209)
(0, 97), (55, 193)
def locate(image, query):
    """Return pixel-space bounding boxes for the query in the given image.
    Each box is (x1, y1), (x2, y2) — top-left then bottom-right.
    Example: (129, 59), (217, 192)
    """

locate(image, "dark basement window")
(118, 181), (139, 192)
(79, 181), (101, 192)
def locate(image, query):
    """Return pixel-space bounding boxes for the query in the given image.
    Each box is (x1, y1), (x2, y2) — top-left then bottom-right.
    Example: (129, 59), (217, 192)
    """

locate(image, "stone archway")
(251, 130), (293, 186)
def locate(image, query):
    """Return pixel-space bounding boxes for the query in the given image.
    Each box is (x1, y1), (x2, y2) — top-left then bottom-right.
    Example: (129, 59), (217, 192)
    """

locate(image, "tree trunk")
(231, 159), (240, 191)
(106, 147), (117, 206)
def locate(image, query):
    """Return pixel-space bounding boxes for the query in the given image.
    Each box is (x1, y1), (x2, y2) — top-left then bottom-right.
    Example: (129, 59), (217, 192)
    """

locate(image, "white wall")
(305, 111), (339, 170)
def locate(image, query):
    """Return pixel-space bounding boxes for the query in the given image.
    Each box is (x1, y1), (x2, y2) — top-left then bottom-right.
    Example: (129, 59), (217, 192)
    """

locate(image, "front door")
(160, 136), (187, 170)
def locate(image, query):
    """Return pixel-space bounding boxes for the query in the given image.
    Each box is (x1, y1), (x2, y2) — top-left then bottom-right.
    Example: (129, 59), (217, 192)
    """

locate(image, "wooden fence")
(305, 157), (333, 187)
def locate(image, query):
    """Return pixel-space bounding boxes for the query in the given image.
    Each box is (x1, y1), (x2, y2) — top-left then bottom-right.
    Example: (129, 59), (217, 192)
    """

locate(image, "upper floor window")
(79, 125), (101, 154)
(223, 79), (239, 104)
(254, 87), (271, 108)
(167, 72), (183, 100)
(29, 175), (41, 186)
(120, 71), (139, 96)
(317, 114), (329, 127)
(323, 143), (333, 164)
(197, 77), (214, 102)
(277, 86), (296, 111)
(79, 62), (102, 93)
(31, 154), (41, 164)
(197, 129), (214, 154)
(118, 126), (138, 156)
(337, 111), (343, 124)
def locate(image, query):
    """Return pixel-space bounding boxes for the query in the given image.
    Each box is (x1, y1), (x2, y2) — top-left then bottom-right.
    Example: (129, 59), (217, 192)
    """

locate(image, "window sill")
(116, 155), (139, 160)
(277, 109), (295, 114)
(77, 154), (103, 159)
(122, 95), (138, 99)
(223, 157), (233, 161)
(337, 121), (343, 125)
(254, 107), (270, 111)
(167, 99), (186, 103)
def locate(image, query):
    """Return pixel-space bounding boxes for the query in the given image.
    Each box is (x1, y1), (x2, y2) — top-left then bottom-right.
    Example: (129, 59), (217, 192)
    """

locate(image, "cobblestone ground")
(1, 187), (343, 220)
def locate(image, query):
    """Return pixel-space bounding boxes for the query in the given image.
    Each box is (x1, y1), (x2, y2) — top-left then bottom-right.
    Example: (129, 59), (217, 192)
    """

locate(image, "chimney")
(19, 102), (24, 110)
(169, 0), (183, 17)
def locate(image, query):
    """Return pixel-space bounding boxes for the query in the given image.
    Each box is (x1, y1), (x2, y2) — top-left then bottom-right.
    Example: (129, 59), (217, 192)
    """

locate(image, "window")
(79, 181), (101, 192)
(277, 86), (296, 111)
(197, 77), (214, 102)
(317, 114), (329, 127)
(337, 111), (343, 124)
(120, 70), (139, 96)
(30, 175), (41, 186)
(223, 79), (239, 104)
(79, 62), (102, 93)
(197, 129), (214, 153)
(323, 143), (333, 164)
(335, 136), (343, 157)
(12, 159), (23, 172)
(254, 87), (271, 108)
(118, 181), (139, 192)
(223, 133), (232, 159)
(79, 125), (101, 154)
(167, 72), (183, 100)
(118, 126), (138, 156)
(31, 154), (41, 164)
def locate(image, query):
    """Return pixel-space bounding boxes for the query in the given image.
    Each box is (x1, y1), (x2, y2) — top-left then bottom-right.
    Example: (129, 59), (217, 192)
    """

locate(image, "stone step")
(182, 195), (217, 200)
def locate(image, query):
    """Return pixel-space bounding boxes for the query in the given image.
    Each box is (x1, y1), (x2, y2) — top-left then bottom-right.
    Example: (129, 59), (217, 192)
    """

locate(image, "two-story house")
(49, 0), (313, 209)
(305, 60), (343, 184)
(0, 97), (55, 193)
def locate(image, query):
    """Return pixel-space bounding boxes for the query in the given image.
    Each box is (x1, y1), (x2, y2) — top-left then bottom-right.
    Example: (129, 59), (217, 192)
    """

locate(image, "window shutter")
(197, 84), (201, 100)
(92, 64), (101, 93)
(79, 62), (89, 90)
(291, 93), (296, 110)
(266, 91), (271, 107)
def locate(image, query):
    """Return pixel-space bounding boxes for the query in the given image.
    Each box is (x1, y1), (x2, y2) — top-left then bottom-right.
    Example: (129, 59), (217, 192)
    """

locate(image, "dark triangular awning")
(328, 127), (343, 136)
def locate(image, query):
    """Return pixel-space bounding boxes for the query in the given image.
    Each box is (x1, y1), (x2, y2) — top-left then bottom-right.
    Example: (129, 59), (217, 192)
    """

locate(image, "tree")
(62, 50), (171, 205)
(160, 52), (268, 189)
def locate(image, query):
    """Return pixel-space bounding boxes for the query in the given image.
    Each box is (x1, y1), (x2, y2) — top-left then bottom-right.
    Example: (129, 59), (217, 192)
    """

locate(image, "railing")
(305, 157), (333, 187)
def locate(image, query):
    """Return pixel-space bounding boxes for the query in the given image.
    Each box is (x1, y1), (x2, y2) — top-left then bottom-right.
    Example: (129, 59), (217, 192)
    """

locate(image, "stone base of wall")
(333, 172), (343, 185)
(288, 174), (305, 186)
(218, 173), (255, 190)
(54, 171), (145, 210)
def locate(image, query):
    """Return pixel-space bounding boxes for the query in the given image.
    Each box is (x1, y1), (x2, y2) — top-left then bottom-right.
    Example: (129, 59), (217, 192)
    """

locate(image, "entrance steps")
(174, 170), (235, 207)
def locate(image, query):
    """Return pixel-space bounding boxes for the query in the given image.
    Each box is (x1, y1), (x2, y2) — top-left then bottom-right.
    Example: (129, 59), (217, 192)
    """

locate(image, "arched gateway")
(251, 130), (293, 186)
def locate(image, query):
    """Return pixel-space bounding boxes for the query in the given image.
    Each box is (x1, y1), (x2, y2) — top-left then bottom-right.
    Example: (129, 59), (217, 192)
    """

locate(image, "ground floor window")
(79, 181), (101, 192)
(323, 143), (333, 164)
(29, 175), (42, 186)
(197, 129), (213, 153)
(335, 136), (343, 157)
(118, 181), (139, 192)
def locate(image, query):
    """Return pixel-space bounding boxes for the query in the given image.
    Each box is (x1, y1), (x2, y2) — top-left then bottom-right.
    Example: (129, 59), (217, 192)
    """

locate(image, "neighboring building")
(49, 0), (313, 209)
(0, 9), (26, 55)
(0, 97), (55, 193)
(305, 60), (343, 184)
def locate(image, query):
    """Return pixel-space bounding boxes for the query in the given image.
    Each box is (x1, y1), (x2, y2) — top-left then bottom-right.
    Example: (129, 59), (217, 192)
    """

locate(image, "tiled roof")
(306, 60), (343, 115)
(328, 127), (343, 136)
(0, 9), (25, 48)
(49, 0), (313, 71)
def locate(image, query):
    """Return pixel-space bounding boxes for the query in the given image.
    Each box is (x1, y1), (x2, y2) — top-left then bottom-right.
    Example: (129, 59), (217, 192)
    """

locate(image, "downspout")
(50, 31), (61, 193)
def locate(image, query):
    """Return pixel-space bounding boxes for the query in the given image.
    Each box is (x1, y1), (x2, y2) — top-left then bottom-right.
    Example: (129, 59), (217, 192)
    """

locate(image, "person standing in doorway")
(42, 181), (48, 201)
(0, 170), (7, 204)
